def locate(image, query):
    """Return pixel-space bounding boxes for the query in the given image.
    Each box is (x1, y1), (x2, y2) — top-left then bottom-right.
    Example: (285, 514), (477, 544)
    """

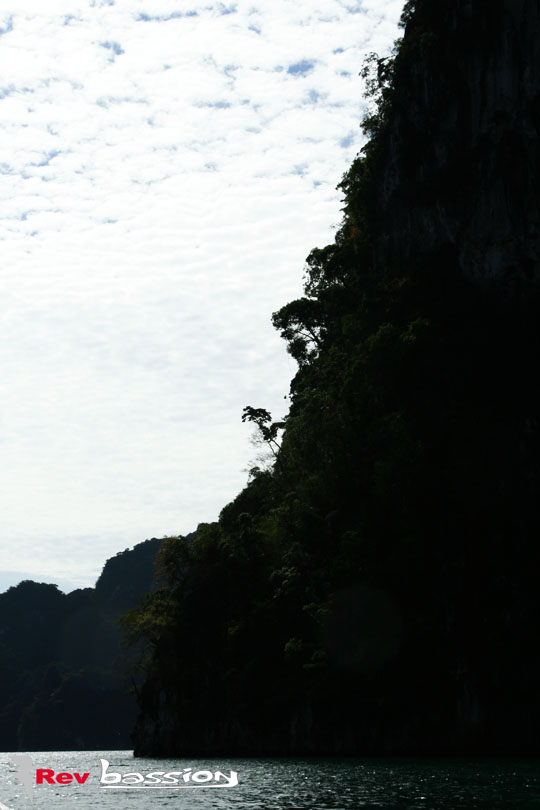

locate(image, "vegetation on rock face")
(128, 0), (540, 756)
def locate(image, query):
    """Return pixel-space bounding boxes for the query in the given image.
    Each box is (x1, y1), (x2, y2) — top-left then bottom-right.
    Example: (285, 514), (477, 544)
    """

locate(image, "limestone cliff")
(375, 0), (540, 290)
(130, 0), (540, 757)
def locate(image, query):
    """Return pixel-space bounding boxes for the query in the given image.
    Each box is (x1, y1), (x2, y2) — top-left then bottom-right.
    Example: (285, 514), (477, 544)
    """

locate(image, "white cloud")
(0, 0), (402, 591)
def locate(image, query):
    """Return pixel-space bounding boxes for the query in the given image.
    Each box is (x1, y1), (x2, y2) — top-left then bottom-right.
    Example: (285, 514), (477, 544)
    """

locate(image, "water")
(1, 751), (539, 809)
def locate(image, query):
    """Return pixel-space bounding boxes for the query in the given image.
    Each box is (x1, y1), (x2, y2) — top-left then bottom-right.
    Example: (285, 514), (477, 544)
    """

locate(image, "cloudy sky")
(0, 0), (403, 592)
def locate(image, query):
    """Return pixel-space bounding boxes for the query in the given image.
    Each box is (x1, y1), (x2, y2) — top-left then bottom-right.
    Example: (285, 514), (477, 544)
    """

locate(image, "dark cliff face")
(95, 537), (163, 610)
(376, 0), (540, 291)
(130, 0), (540, 758)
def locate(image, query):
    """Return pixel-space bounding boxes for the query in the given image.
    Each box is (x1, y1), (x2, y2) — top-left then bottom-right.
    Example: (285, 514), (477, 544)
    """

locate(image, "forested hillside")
(130, 0), (540, 756)
(0, 538), (162, 750)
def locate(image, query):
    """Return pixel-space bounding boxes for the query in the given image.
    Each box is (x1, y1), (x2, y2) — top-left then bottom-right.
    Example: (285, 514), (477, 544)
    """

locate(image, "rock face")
(376, 0), (540, 291)
(131, 0), (540, 758)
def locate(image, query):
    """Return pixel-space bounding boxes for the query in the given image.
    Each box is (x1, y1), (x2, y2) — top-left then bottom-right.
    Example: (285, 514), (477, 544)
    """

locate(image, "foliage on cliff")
(128, 0), (540, 755)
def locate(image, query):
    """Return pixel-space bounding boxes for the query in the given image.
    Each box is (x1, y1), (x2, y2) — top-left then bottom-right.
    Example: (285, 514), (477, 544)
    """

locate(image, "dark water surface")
(1, 751), (539, 809)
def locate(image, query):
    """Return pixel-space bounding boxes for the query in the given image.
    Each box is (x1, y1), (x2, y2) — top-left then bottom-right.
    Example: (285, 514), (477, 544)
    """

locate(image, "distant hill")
(0, 537), (163, 751)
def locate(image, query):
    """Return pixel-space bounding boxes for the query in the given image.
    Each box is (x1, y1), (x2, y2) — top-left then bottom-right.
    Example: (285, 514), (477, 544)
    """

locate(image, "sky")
(0, 0), (403, 593)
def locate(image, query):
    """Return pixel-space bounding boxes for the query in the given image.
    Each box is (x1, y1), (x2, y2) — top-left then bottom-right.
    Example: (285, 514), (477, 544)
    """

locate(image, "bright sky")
(0, 0), (403, 592)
